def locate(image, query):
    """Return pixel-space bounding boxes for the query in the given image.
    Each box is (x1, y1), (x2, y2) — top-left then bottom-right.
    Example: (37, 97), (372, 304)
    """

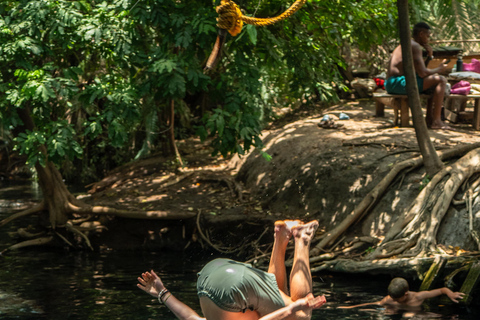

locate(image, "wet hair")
(413, 22), (431, 37)
(388, 277), (409, 299)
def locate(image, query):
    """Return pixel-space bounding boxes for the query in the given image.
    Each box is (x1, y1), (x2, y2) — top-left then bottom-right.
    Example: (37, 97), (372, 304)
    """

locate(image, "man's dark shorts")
(385, 74), (425, 94)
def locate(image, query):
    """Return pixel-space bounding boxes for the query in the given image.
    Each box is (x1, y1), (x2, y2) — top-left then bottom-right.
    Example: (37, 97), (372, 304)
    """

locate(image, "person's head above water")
(387, 277), (409, 300)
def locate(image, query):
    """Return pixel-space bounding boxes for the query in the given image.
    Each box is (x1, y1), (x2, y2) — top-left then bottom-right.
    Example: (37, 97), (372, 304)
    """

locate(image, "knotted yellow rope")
(205, 0), (307, 72)
(216, 0), (307, 36)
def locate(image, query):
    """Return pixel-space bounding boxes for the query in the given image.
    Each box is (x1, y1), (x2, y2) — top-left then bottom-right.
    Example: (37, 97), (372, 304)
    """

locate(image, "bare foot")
(429, 120), (453, 130)
(430, 125), (455, 131)
(274, 220), (302, 241)
(292, 220), (319, 244)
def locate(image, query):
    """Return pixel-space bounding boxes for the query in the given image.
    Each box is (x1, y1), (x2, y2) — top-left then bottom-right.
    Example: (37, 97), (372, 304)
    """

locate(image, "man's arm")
(412, 42), (447, 77)
(161, 294), (206, 320)
(338, 295), (393, 309)
(259, 295), (326, 320)
(137, 270), (205, 320)
(337, 301), (382, 309)
(414, 288), (465, 304)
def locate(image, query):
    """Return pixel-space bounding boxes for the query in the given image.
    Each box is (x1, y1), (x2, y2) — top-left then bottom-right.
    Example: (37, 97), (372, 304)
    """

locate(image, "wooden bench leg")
(392, 99), (400, 126)
(400, 98), (410, 127)
(474, 98), (480, 131)
(375, 100), (385, 117)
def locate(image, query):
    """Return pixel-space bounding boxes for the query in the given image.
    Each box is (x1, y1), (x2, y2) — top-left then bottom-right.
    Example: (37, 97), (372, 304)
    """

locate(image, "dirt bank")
(84, 99), (480, 264)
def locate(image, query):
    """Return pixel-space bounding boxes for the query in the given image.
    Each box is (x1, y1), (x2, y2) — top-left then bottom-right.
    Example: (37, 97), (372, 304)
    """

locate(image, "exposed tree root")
(370, 147), (480, 259)
(467, 191), (480, 251)
(66, 222), (93, 250)
(16, 227), (45, 239)
(195, 210), (240, 254)
(0, 202), (45, 227)
(445, 264), (470, 288)
(310, 155), (424, 256)
(368, 235), (418, 259)
(311, 143), (480, 257)
(2, 200), (196, 228)
(1, 190), (197, 253)
(1, 236), (54, 255)
(196, 171), (244, 201)
(310, 254), (478, 279)
(67, 202), (197, 219)
(54, 230), (75, 248)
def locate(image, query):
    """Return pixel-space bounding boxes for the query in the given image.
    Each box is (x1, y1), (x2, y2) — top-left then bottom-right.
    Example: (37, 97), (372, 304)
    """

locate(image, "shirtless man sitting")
(138, 220), (326, 320)
(385, 22), (450, 129)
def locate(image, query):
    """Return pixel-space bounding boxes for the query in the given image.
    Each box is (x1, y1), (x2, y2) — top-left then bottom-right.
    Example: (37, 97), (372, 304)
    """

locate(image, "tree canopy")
(1, 0), (397, 184)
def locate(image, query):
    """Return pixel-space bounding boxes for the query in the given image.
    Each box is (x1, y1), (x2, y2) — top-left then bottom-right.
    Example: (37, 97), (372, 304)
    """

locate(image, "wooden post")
(375, 100), (385, 117)
(459, 260), (480, 305)
(392, 98), (400, 125)
(473, 98), (480, 130)
(419, 255), (446, 291)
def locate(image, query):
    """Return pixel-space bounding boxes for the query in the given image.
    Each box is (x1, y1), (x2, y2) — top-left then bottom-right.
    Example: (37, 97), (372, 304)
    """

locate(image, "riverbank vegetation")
(0, 0), (398, 248)
(1, 1), (480, 304)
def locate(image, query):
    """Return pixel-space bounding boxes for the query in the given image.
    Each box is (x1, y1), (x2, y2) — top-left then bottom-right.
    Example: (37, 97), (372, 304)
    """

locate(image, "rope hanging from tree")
(205, 0), (307, 71)
(216, 0), (306, 36)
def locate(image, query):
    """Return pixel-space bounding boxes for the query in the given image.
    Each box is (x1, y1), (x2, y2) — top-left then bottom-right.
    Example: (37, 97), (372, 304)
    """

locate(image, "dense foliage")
(410, 0), (480, 53)
(0, 0), (398, 183)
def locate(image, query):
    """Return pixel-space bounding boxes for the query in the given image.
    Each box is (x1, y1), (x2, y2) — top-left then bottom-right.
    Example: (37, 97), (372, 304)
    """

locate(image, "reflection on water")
(0, 180), (42, 209)
(0, 181), (478, 320)
(0, 250), (203, 320)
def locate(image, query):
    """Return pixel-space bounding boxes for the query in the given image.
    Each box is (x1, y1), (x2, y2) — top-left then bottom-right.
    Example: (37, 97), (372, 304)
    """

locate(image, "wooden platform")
(373, 92), (480, 130)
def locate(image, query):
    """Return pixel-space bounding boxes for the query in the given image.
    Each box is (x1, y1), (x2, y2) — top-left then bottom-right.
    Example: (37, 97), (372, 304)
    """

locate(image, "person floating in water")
(338, 277), (464, 310)
(137, 219), (326, 320)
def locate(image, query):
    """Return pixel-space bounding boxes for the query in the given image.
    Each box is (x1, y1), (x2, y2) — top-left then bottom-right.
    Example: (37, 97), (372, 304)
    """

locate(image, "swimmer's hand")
(447, 291), (465, 303)
(291, 294), (327, 312)
(259, 294), (326, 320)
(137, 270), (165, 298)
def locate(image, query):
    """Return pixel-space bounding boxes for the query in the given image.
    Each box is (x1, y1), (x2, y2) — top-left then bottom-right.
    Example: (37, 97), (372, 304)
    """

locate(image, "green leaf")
(152, 59), (176, 73)
(246, 24), (257, 46)
(36, 85), (55, 102)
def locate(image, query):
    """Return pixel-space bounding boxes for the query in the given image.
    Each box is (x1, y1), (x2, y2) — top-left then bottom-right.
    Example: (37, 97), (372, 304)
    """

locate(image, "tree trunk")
(397, 0), (444, 176)
(169, 99), (183, 166)
(16, 107), (74, 229)
(35, 161), (74, 229)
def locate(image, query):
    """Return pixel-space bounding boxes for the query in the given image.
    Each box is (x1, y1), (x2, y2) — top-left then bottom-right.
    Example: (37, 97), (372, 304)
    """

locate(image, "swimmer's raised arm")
(137, 270), (205, 320)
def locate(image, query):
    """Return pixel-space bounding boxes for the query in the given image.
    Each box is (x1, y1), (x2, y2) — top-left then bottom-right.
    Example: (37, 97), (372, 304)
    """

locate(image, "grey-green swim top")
(197, 258), (285, 316)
